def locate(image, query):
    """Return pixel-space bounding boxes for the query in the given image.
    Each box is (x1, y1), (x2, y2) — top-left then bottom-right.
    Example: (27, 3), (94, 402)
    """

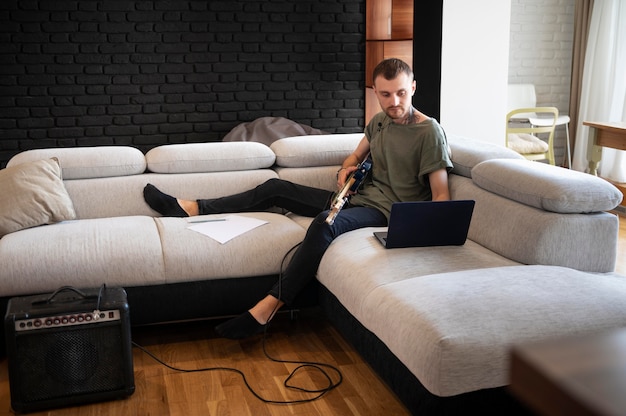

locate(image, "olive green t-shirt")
(350, 112), (453, 219)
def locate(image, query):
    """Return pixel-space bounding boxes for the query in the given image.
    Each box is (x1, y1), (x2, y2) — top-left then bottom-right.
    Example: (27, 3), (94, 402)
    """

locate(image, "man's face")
(373, 72), (416, 121)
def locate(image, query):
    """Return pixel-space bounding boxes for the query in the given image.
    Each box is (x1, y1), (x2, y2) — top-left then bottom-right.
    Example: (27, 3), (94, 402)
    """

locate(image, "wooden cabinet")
(366, 0), (413, 42)
(365, 0), (414, 124)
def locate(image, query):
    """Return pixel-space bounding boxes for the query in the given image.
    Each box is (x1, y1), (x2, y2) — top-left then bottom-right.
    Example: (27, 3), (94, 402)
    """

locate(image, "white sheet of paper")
(186, 215), (268, 244)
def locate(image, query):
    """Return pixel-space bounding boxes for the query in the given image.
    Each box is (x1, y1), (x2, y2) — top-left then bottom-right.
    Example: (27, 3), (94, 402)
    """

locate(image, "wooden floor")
(0, 308), (411, 416)
(616, 210), (626, 275)
(1, 213), (624, 416)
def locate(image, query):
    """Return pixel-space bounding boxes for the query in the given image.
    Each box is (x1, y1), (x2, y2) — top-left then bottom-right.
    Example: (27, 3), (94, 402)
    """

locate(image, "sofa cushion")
(318, 231), (626, 397)
(146, 142), (275, 173)
(7, 146), (146, 179)
(359, 266), (626, 397)
(447, 134), (524, 178)
(0, 158), (76, 238)
(472, 158), (623, 213)
(63, 170), (279, 220)
(270, 133), (363, 168)
(274, 166), (339, 192)
(0, 216), (165, 296)
(317, 226), (520, 330)
(154, 212), (307, 281)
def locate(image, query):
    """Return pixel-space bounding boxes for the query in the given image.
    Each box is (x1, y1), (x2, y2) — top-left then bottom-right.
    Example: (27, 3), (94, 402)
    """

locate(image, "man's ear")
(411, 80), (416, 95)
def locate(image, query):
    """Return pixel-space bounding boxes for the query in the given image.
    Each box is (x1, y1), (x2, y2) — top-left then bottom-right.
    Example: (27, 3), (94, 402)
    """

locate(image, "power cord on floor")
(132, 324), (343, 405)
(132, 242), (343, 404)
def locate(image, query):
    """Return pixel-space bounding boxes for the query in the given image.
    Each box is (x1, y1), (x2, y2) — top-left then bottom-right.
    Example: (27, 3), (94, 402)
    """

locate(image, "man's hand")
(337, 165), (358, 190)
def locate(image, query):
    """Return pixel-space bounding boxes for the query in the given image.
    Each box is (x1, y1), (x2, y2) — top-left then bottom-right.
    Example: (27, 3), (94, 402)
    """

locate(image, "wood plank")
(616, 213), (626, 275)
(391, 0), (414, 39)
(598, 130), (626, 151)
(511, 328), (626, 416)
(384, 40), (413, 72)
(0, 309), (410, 416)
(365, 41), (384, 87)
(365, 87), (381, 125)
(366, 0), (391, 40)
(583, 121), (626, 151)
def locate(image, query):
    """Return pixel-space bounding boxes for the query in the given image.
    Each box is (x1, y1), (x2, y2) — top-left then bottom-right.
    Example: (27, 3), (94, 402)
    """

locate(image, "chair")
(507, 84), (539, 118)
(507, 84), (571, 167)
(506, 107), (559, 165)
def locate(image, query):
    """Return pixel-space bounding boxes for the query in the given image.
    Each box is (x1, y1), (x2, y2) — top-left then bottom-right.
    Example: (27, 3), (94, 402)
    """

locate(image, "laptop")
(374, 200), (475, 249)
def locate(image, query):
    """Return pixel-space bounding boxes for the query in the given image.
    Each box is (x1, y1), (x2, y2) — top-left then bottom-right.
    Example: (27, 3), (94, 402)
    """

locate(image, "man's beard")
(385, 106), (409, 121)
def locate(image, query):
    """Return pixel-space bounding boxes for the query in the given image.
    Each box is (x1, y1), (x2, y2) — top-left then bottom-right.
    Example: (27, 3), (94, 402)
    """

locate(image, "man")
(143, 58), (453, 339)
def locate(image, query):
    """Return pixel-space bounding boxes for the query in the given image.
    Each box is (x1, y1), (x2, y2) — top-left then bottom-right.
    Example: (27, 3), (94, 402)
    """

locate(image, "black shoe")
(215, 311), (266, 339)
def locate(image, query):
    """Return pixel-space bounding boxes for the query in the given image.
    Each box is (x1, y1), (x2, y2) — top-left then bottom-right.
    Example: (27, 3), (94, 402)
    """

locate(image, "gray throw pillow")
(0, 158), (76, 237)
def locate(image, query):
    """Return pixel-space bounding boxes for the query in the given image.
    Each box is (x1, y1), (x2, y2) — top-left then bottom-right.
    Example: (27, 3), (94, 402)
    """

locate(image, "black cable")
(263, 241), (343, 399)
(96, 283), (106, 311)
(132, 337), (341, 404)
(132, 241), (343, 405)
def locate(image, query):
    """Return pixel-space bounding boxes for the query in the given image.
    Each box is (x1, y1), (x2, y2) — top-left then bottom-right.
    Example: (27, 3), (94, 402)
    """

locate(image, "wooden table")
(510, 329), (626, 416)
(583, 121), (626, 176)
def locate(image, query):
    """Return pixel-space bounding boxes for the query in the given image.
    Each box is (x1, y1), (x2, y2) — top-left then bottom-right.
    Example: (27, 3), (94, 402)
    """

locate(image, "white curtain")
(572, 0), (626, 182)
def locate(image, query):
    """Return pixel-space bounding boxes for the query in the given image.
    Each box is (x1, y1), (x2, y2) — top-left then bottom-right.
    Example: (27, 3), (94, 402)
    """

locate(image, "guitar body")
(325, 156), (372, 225)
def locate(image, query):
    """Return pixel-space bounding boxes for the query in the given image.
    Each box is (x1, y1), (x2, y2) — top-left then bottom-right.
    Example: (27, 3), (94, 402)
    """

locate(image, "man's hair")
(372, 58), (414, 85)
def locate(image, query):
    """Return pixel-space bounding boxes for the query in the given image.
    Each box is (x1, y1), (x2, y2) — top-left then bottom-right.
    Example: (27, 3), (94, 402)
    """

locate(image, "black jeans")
(197, 178), (388, 304)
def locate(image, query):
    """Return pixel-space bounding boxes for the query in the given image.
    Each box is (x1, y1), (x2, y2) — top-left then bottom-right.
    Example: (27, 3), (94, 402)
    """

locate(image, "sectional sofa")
(1, 133), (625, 414)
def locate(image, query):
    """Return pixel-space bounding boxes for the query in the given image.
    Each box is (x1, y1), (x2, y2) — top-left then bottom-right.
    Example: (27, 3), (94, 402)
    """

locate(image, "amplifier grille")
(13, 323), (126, 403)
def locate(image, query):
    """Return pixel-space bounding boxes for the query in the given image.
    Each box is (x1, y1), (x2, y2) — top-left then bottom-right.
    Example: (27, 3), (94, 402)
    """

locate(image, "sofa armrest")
(472, 159), (623, 213)
(450, 175), (619, 272)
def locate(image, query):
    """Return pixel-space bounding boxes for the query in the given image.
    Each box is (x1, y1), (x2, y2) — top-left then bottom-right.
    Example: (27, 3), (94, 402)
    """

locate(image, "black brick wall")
(0, 0), (365, 168)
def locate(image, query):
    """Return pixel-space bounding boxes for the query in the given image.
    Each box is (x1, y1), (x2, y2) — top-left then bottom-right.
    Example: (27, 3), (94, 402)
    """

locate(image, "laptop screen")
(374, 200), (475, 248)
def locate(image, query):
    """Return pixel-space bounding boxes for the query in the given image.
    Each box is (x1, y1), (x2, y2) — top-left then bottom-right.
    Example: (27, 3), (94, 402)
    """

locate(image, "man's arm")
(337, 136), (370, 188)
(428, 168), (450, 201)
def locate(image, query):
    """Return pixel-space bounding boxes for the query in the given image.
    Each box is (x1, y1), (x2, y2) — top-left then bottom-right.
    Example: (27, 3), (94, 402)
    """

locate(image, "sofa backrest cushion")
(472, 158), (623, 213)
(7, 146), (146, 180)
(447, 134), (524, 178)
(146, 142), (275, 173)
(274, 166), (339, 192)
(64, 170), (279, 220)
(270, 133), (363, 168)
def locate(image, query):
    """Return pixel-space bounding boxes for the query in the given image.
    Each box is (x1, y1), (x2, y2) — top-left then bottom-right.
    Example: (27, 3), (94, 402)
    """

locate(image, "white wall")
(508, 0), (574, 105)
(509, 0), (575, 164)
(440, 0), (512, 145)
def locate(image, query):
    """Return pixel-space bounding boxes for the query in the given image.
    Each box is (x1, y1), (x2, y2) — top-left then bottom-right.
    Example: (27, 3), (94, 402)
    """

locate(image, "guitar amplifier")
(4, 286), (135, 413)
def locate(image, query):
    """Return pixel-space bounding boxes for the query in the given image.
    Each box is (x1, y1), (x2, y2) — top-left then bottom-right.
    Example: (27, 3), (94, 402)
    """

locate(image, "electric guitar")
(325, 155), (372, 225)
